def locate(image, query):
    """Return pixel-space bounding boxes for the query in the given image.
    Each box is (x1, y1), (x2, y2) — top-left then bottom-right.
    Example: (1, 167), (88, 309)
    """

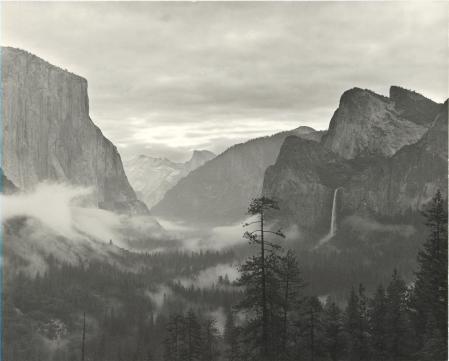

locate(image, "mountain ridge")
(152, 126), (324, 224)
(263, 100), (448, 237)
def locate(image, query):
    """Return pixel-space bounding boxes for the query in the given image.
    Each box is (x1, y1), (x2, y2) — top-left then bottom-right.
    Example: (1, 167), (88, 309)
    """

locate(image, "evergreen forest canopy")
(4, 191), (447, 361)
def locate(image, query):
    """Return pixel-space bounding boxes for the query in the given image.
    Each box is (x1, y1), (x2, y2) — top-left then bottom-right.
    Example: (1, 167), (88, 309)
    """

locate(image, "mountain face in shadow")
(151, 127), (324, 225)
(153, 85), (445, 233)
(2, 47), (147, 214)
(263, 95), (447, 239)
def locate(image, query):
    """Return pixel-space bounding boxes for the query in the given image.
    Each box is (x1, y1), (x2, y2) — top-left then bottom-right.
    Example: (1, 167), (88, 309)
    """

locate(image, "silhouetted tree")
(235, 196), (285, 361)
(278, 250), (304, 360)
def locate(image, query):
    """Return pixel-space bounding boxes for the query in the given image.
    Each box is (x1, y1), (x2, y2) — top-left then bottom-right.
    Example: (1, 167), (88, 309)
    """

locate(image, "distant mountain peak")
(189, 149), (216, 161)
(124, 149), (215, 209)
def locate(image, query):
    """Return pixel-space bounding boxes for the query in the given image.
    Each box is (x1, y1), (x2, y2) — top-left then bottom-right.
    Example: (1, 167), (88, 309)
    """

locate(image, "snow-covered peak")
(124, 150), (215, 209)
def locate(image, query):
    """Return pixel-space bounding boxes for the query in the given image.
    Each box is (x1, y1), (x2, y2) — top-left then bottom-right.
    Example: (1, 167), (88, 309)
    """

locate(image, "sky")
(2, 1), (448, 162)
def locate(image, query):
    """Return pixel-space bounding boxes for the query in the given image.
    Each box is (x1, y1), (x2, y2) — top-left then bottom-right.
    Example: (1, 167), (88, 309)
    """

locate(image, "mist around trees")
(4, 192), (447, 361)
(160, 192), (448, 361)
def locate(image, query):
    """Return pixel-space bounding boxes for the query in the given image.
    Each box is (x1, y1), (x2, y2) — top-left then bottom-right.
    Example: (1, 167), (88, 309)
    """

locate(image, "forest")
(3, 192), (447, 361)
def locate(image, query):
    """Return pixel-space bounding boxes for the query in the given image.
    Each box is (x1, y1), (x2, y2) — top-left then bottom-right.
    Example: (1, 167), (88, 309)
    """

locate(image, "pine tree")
(224, 310), (240, 361)
(345, 287), (359, 361)
(202, 318), (219, 361)
(411, 190), (448, 360)
(323, 299), (345, 361)
(235, 196), (285, 361)
(305, 296), (323, 361)
(164, 314), (184, 361)
(357, 284), (370, 360)
(419, 313), (447, 361)
(369, 285), (387, 361)
(345, 285), (370, 361)
(183, 310), (203, 361)
(278, 250), (304, 360)
(385, 269), (409, 360)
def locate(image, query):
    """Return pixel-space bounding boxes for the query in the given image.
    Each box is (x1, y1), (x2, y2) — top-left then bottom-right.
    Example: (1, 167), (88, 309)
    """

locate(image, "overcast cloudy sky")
(2, 2), (448, 161)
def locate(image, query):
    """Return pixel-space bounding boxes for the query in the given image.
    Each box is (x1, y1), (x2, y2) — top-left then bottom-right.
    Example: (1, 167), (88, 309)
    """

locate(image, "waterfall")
(329, 187), (341, 237)
(317, 187), (341, 247)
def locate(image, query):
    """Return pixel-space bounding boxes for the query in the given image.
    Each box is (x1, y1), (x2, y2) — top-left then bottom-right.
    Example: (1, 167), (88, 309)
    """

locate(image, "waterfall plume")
(317, 187), (341, 247)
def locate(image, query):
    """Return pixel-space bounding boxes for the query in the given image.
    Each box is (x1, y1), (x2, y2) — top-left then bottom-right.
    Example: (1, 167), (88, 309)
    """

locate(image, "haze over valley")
(1, 2), (447, 361)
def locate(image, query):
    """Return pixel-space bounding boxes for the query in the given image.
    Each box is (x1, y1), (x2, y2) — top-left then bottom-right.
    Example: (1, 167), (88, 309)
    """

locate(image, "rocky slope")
(152, 127), (324, 224)
(124, 150), (215, 208)
(263, 98), (447, 237)
(2, 47), (147, 214)
(322, 86), (440, 159)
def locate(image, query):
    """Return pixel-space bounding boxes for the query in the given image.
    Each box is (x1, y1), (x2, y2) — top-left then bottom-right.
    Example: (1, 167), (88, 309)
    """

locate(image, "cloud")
(1, 183), (93, 239)
(176, 263), (239, 289)
(0, 183), (253, 275)
(343, 215), (416, 237)
(3, 2), (447, 161)
(146, 285), (173, 311)
(206, 308), (227, 335)
(157, 216), (257, 251)
(0, 182), (171, 273)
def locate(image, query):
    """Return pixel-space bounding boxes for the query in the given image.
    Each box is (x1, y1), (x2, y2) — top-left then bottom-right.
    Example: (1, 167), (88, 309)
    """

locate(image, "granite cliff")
(321, 86), (439, 159)
(263, 96), (447, 237)
(2, 47), (147, 214)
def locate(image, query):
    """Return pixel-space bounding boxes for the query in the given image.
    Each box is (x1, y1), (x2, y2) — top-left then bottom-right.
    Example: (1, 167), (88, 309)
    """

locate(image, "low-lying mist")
(175, 263), (240, 289)
(1, 182), (261, 276)
(1, 182), (179, 274)
(1, 182), (166, 247)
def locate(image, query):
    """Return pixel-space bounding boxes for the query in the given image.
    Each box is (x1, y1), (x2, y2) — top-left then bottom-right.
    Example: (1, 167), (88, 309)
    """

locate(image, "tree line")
(164, 191), (447, 361)
(4, 192), (446, 361)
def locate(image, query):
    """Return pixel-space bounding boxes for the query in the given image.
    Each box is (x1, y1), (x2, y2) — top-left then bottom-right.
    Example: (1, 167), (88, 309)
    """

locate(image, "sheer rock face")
(342, 100), (448, 217)
(152, 126), (324, 225)
(2, 47), (148, 214)
(262, 101), (448, 233)
(263, 136), (354, 231)
(321, 87), (439, 159)
(124, 150), (215, 209)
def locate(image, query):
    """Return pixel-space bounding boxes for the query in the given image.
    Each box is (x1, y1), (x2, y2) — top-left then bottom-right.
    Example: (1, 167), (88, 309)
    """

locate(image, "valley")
(1, 45), (447, 361)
